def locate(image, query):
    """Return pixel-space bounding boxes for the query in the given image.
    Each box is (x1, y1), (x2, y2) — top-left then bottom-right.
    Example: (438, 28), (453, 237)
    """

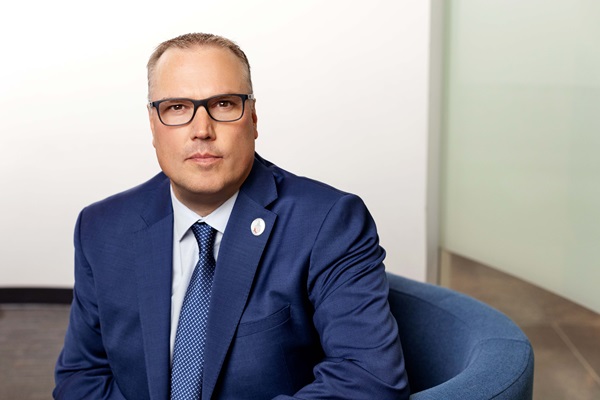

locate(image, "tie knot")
(191, 222), (216, 254)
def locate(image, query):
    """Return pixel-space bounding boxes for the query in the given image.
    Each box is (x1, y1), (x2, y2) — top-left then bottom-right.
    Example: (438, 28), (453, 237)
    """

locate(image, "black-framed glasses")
(149, 93), (255, 126)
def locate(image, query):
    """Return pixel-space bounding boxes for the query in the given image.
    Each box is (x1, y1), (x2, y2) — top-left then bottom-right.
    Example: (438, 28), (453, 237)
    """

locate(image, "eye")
(159, 100), (192, 114)
(209, 95), (241, 110)
(167, 102), (190, 112)
(216, 100), (233, 108)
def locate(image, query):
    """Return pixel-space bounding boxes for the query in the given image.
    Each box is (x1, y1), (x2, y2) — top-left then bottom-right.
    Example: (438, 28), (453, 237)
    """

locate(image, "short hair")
(146, 33), (253, 99)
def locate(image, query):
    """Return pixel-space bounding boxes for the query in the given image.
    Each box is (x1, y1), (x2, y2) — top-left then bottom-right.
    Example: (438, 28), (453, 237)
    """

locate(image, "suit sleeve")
(274, 194), (410, 400)
(53, 210), (127, 400)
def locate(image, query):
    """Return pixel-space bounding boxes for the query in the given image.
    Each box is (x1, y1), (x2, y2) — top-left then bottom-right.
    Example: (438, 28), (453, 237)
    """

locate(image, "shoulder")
(256, 154), (352, 202)
(253, 154), (369, 219)
(78, 172), (170, 229)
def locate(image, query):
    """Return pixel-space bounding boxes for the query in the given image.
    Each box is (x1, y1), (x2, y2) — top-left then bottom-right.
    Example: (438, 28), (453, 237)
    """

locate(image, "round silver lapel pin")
(251, 218), (265, 236)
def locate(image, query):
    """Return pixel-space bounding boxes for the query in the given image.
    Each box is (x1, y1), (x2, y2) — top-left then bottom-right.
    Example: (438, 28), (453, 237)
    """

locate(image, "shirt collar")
(171, 185), (238, 241)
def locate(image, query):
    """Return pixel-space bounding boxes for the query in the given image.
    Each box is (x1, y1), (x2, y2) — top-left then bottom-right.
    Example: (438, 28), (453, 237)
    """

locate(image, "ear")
(148, 104), (157, 148)
(251, 106), (259, 139)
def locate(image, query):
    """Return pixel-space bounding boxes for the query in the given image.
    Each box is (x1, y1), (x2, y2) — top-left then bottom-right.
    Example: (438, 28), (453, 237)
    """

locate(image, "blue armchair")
(387, 273), (534, 399)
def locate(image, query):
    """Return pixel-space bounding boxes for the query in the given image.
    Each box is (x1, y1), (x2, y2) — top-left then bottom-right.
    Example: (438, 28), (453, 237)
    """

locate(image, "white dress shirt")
(169, 186), (238, 360)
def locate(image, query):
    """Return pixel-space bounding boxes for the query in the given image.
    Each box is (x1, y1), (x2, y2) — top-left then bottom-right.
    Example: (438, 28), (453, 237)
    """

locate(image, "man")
(54, 33), (410, 399)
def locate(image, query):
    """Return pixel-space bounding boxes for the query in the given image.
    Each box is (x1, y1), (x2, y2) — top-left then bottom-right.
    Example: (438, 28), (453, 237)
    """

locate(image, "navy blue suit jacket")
(54, 155), (410, 399)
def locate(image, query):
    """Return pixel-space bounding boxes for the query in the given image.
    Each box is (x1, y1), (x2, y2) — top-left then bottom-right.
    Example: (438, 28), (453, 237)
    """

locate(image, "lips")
(188, 152), (219, 160)
(186, 152), (222, 165)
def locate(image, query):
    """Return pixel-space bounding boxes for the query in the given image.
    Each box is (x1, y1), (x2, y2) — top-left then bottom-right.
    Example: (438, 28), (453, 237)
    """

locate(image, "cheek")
(152, 135), (166, 155)
(236, 133), (256, 158)
(153, 131), (178, 155)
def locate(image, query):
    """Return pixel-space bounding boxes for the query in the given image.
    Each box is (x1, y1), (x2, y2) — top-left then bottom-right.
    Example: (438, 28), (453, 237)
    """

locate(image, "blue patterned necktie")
(171, 222), (217, 399)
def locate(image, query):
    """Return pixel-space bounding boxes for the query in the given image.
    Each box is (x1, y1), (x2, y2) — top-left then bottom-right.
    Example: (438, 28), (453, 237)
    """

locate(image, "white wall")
(0, 0), (438, 287)
(442, 0), (600, 313)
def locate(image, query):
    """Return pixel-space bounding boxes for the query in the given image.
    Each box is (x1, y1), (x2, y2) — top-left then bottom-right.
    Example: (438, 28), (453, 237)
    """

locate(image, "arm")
(53, 210), (126, 400)
(276, 194), (410, 399)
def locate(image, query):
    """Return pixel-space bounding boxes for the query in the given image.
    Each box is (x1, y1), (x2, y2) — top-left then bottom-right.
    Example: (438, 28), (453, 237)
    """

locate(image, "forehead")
(150, 46), (249, 98)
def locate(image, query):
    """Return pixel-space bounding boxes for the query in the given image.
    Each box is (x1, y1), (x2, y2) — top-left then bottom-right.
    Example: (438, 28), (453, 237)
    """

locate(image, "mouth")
(186, 152), (222, 166)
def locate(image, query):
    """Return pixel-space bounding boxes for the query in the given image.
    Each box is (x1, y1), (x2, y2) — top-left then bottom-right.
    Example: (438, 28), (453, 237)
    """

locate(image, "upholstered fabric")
(386, 273), (534, 400)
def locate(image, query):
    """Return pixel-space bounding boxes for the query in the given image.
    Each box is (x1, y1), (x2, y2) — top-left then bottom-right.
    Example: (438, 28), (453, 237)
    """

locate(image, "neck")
(171, 185), (236, 217)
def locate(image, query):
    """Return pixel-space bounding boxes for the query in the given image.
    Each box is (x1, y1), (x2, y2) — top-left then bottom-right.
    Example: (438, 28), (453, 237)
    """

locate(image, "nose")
(190, 106), (215, 140)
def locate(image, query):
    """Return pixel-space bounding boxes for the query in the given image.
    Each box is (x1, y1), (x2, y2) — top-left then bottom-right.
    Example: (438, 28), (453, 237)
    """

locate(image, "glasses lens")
(206, 95), (244, 122)
(158, 99), (195, 126)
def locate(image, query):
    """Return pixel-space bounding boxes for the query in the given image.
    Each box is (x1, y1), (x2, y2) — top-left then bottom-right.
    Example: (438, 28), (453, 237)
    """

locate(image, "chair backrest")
(386, 273), (534, 400)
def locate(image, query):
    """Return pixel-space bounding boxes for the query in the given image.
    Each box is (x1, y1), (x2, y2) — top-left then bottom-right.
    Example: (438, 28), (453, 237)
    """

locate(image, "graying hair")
(147, 33), (252, 99)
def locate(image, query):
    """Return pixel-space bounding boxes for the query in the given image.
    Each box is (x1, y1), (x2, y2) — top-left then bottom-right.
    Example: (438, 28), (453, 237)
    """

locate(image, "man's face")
(148, 46), (258, 215)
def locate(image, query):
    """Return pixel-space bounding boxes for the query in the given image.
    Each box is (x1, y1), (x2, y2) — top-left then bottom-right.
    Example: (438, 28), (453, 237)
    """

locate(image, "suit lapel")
(202, 157), (278, 399)
(134, 176), (174, 400)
